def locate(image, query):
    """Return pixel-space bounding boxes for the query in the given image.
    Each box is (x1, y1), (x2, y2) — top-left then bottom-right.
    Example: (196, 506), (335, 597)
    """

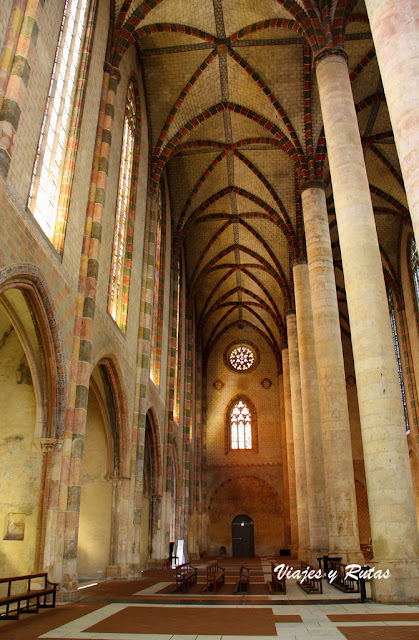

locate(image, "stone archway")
(77, 359), (127, 580)
(0, 266), (66, 576)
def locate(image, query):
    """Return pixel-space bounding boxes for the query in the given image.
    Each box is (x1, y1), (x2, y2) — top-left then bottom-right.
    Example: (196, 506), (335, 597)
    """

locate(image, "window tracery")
(230, 399), (252, 450)
(410, 236), (419, 314)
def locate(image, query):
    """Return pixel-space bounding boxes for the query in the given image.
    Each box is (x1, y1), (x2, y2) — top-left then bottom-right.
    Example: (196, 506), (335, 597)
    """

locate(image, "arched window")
(108, 80), (138, 332)
(225, 396), (258, 452)
(150, 189), (164, 385)
(409, 235), (419, 314)
(388, 288), (410, 433)
(27, 0), (92, 247)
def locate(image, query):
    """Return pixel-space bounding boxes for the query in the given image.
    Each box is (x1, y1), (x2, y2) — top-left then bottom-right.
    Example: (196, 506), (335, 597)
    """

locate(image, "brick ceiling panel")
(375, 214), (402, 274)
(245, 217), (291, 264)
(199, 193), (234, 216)
(237, 225), (282, 268)
(166, 59), (222, 142)
(167, 152), (222, 224)
(222, 0), (294, 36)
(229, 114), (277, 143)
(241, 44), (304, 145)
(137, 0), (217, 35)
(233, 193), (275, 216)
(241, 149), (296, 226)
(345, 39), (376, 80)
(142, 49), (211, 148)
(232, 155), (280, 213)
(356, 104), (374, 139)
(350, 54), (379, 107)
(185, 222), (234, 278)
(180, 155), (229, 215)
(181, 111), (227, 143)
(225, 54), (291, 139)
(371, 105), (393, 137)
(194, 268), (238, 317)
(364, 148), (407, 208)
(186, 225), (236, 279)
(138, 32), (210, 50)
(237, 27), (302, 43)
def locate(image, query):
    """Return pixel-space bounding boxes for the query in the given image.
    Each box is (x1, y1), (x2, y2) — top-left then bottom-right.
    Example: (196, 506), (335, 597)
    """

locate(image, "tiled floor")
(0, 559), (418, 640)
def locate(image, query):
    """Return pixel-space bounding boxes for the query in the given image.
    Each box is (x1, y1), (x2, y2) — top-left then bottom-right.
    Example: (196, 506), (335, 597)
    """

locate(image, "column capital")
(300, 179), (326, 194)
(285, 308), (296, 317)
(292, 257), (308, 268)
(103, 62), (122, 84)
(312, 46), (348, 70)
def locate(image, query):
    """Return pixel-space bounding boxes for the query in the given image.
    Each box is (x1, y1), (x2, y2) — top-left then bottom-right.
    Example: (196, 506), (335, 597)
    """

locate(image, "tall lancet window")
(410, 236), (419, 314)
(28, 0), (91, 245)
(230, 399), (252, 450)
(388, 288), (410, 433)
(108, 81), (137, 331)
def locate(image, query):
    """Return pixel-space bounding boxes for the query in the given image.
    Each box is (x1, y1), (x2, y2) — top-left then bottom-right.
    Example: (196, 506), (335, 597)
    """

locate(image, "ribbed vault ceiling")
(111, 0), (409, 367)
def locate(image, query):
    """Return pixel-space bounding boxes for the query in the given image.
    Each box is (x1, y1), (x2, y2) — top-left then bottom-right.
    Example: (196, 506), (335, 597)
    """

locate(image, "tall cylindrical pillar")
(293, 263), (329, 563)
(316, 49), (419, 602)
(286, 311), (310, 561)
(364, 0), (419, 244)
(301, 184), (363, 563)
(282, 348), (299, 555)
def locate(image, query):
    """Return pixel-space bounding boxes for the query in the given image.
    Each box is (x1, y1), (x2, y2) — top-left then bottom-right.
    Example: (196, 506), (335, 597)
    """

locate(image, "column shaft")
(316, 51), (419, 602)
(365, 0), (419, 241)
(282, 348), (299, 554)
(293, 263), (329, 562)
(302, 186), (362, 562)
(286, 312), (310, 560)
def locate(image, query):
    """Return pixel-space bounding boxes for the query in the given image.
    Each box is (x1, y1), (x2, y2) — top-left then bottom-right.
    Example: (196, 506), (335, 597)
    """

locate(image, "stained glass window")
(230, 400), (252, 449)
(150, 198), (162, 384)
(388, 289), (410, 433)
(108, 81), (136, 330)
(410, 236), (419, 314)
(28, 0), (90, 242)
(229, 345), (255, 371)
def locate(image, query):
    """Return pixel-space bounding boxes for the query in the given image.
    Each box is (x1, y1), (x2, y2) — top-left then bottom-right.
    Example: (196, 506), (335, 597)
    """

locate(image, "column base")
(106, 564), (142, 580)
(370, 557), (419, 603)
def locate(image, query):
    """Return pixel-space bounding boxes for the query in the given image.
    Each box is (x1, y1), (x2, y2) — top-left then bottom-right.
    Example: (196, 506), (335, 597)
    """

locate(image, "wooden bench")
(328, 560), (360, 593)
(0, 573), (58, 620)
(267, 562), (286, 594)
(234, 564), (250, 593)
(296, 562), (322, 594)
(202, 561), (225, 592)
(174, 562), (197, 592)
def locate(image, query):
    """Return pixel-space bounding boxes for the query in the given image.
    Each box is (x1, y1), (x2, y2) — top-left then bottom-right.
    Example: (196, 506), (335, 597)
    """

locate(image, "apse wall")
(205, 325), (285, 556)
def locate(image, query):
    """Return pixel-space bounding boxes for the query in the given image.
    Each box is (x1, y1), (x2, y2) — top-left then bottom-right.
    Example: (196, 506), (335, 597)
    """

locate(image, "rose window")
(229, 346), (255, 371)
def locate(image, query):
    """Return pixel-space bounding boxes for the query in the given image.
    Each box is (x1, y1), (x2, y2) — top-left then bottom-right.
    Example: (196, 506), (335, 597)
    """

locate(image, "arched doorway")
(232, 515), (254, 557)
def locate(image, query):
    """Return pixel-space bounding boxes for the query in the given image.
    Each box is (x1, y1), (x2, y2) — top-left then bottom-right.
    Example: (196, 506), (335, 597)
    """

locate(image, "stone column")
(301, 183), (363, 563)
(286, 311), (309, 560)
(364, 0), (419, 244)
(282, 348), (299, 555)
(316, 49), (419, 602)
(293, 263), (329, 563)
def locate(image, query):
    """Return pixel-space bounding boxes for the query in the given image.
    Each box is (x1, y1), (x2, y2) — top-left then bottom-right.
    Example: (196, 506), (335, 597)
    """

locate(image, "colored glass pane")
(231, 400), (252, 450)
(229, 346), (255, 371)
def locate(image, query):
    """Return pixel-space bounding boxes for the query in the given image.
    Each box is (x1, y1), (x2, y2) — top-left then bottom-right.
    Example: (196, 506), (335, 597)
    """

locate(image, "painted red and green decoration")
(229, 345), (254, 371)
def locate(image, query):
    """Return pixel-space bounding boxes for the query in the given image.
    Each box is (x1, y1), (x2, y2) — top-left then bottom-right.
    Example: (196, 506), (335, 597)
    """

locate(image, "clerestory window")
(409, 235), (419, 315)
(28, 0), (92, 249)
(388, 288), (410, 433)
(108, 81), (138, 332)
